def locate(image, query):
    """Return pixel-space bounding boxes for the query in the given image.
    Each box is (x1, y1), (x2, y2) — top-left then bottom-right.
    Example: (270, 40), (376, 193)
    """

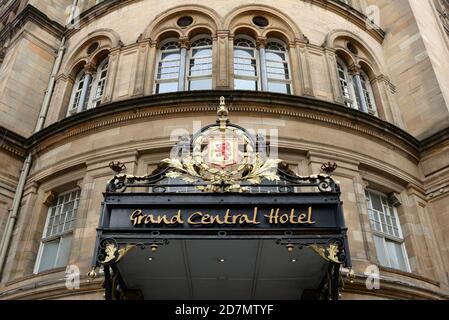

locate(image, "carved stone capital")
(256, 36), (268, 49)
(348, 64), (361, 76)
(179, 37), (190, 49)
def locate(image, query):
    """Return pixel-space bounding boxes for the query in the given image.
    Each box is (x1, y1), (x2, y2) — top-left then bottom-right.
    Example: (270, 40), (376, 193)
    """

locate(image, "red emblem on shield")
(208, 136), (239, 168)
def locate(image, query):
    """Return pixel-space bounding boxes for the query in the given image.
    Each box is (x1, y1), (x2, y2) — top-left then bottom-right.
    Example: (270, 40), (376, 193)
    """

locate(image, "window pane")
(234, 48), (254, 59)
(266, 51), (285, 61)
(56, 235), (72, 268)
(268, 82), (290, 94)
(386, 240), (408, 272)
(38, 240), (59, 272)
(189, 56), (212, 77)
(370, 193), (383, 211)
(189, 79), (212, 90)
(156, 82), (178, 93)
(234, 79), (257, 91)
(373, 235), (389, 268)
(161, 51), (180, 61)
(192, 48), (212, 58)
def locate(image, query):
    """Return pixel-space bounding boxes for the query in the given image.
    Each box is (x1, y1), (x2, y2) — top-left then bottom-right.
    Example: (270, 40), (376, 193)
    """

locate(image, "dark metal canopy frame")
(89, 98), (352, 300)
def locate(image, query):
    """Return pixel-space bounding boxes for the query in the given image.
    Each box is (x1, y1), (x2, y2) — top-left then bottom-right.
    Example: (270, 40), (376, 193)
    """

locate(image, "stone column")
(372, 75), (405, 128)
(133, 39), (150, 96)
(257, 37), (268, 92)
(178, 37), (189, 92)
(144, 40), (158, 95)
(324, 48), (344, 104)
(288, 40), (301, 95)
(102, 47), (120, 103)
(215, 30), (230, 89)
(296, 40), (314, 97)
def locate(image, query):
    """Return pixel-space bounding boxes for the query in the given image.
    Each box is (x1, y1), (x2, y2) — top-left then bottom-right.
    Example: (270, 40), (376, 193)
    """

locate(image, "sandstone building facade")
(0, 0), (448, 299)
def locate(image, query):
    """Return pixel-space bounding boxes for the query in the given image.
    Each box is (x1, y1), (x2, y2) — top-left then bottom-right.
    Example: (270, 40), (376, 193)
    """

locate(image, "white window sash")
(265, 46), (292, 94)
(34, 189), (79, 274)
(233, 43), (260, 90)
(366, 189), (411, 272)
(154, 46), (182, 93)
(186, 43), (213, 90)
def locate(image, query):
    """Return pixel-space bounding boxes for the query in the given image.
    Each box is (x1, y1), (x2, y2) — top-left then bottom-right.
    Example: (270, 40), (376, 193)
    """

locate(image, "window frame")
(366, 189), (411, 273)
(34, 188), (81, 274)
(89, 57), (109, 109)
(186, 35), (213, 91)
(336, 57), (357, 109)
(154, 38), (182, 94)
(359, 70), (378, 116)
(233, 35), (260, 91)
(265, 39), (292, 94)
(67, 70), (88, 116)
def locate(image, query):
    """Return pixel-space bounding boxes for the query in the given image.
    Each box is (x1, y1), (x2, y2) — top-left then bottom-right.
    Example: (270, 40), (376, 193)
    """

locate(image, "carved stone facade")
(0, 0), (448, 300)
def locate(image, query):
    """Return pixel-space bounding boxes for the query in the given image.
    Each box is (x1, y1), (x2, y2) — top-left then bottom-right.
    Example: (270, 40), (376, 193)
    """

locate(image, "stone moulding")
(27, 91), (421, 162)
(0, 127), (27, 158)
(0, 4), (65, 48)
(65, 0), (385, 44)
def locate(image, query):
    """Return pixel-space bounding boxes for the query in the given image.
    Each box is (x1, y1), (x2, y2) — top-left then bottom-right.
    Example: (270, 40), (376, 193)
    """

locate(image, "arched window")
(188, 36), (213, 90)
(336, 58), (379, 116)
(265, 40), (291, 94)
(233, 36), (292, 94)
(67, 57), (110, 116)
(90, 57), (109, 108)
(359, 71), (378, 115)
(233, 36), (259, 91)
(155, 39), (181, 94)
(68, 70), (90, 116)
(336, 59), (356, 109)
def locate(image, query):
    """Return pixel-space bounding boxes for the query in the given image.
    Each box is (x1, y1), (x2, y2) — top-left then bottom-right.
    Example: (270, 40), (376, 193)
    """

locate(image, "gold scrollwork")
(100, 243), (136, 265)
(100, 243), (117, 264)
(309, 243), (343, 264)
(160, 97), (282, 193)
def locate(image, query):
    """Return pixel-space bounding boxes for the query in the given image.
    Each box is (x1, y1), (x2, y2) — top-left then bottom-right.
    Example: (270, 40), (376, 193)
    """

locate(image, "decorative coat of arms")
(161, 97), (282, 192)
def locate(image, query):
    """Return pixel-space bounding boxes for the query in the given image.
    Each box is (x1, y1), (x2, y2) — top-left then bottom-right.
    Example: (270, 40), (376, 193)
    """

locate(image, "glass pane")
(156, 82), (178, 94)
(234, 48), (254, 59)
(38, 240), (59, 273)
(268, 82), (290, 94)
(189, 56), (212, 77)
(234, 57), (257, 77)
(234, 79), (257, 91)
(192, 48), (212, 58)
(55, 235), (72, 268)
(189, 79), (212, 90)
(370, 193), (383, 211)
(373, 235), (389, 268)
(161, 51), (180, 61)
(386, 240), (408, 271)
(266, 51), (285, 61)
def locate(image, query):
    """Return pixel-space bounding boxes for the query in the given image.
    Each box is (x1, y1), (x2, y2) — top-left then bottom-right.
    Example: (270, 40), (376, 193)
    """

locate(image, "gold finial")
(217, 96), (229, 131)
(87, 267), (97, 281)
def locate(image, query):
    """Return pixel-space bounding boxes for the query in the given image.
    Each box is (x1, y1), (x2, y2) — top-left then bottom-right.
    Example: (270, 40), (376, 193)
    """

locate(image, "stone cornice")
(63, 0), (385, 44)
(316, 0), (386, 43)
(0, 126), (27, 158)
(64, 0), (137, 38)
(0, 4), (65, 48)
(421, 126), (449, 153)
(26, 91), (420, 158)
(3, 91), (449, 161)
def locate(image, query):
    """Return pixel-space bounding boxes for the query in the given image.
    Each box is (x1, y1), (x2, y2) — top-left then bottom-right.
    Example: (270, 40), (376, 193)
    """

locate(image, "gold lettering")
(188, 212), (203, 225)
(298, 213), (307, 223)
(308, 207), (315, 224)
(171, 210), (184, 224)
(130, 210), (142, 226)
